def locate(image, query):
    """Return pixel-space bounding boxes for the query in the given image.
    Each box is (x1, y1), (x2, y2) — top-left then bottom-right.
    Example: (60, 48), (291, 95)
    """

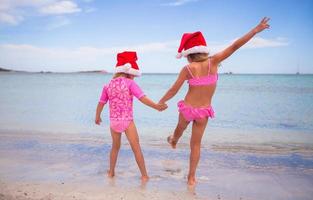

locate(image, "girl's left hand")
(254, 17), (270, 33)
(95, 117), (102, 125)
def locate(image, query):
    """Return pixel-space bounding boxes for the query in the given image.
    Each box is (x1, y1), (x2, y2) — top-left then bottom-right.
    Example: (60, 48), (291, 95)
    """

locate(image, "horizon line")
(1, 67), (312, 75)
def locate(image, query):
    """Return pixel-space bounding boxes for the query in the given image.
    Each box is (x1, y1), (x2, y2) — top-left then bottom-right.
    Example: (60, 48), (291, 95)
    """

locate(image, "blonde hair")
(113, 72), (129, 78)
(187, 53), (209, 62)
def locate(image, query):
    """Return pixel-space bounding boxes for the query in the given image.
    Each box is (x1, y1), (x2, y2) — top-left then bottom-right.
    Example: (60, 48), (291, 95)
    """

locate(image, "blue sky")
(0, 0), (312, 73)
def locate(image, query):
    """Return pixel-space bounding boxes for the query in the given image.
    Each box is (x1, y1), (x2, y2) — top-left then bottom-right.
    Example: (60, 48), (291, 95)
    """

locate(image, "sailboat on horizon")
(296, 60), (300, 75)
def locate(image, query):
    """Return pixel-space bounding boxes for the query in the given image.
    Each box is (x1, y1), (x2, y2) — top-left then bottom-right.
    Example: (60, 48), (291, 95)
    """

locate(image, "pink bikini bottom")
(178, 100), (215, 122)
(110, 120), (132, 133)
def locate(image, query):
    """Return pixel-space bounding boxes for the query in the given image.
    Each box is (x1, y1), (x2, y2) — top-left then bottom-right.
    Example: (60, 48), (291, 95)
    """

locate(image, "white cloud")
(85, 7), (96, 13)
(0, 38), (288, 72)
(244, 37), (289, 49)
(208, 37), (289, 53)
(39, 1), (81, 15)
(0, 0), (49, 10)
(0, 12), (23, 25)
(81, 0), (94, 3)
(161, 0), (199, 7)
(46, 16), (71, 30)
(0, 0), (81, 25)
(0, 41), (177, 56)
(0, 41), (178, 72)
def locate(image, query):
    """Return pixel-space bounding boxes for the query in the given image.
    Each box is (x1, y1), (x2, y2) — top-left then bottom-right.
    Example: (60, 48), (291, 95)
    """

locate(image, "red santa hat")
(115, 51), (141, 76)
(176, 31), (209, 59)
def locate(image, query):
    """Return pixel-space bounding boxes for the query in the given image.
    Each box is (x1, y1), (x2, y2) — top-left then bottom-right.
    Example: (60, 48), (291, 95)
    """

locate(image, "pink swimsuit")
(99, 77), (145, 132)
(178, 59), (217, 121)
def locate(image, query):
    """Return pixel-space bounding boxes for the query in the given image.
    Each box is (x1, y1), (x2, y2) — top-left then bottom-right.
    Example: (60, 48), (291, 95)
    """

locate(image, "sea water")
(1, 72), (313, 199)
(1, 73), (313, 134)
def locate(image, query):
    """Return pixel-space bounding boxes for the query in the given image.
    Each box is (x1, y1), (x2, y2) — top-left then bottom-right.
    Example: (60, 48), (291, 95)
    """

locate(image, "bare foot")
(141, 175), (149, 183)
(167, 135), (177, 149)
(187, 175), (196, 186)
(107, 170), (114, 178)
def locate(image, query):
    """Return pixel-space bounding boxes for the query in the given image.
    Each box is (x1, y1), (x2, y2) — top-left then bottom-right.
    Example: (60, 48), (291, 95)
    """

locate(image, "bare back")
(184, 58), (218, 107)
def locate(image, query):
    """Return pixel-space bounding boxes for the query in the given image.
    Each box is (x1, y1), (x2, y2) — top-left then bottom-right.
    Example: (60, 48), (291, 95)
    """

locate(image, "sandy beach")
(1, 129), (312, 200)
(1, 0), (313, 198)
(0, 180), (200, 200)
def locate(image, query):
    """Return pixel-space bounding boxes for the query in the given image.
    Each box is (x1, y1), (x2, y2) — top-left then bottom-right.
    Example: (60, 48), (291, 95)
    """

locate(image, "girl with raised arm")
(159, 18), (270, 185)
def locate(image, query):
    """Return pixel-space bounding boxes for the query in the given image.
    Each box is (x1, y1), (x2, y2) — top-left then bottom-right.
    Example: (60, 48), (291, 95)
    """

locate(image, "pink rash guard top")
(186, 58), (218, 86)
(99, 77), (145, 132)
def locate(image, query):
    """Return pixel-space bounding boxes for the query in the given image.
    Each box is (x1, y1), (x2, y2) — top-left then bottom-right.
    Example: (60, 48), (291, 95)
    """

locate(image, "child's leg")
(168, 113), (190, 148)
(108, 129), (122, 177)
(124, 121), (149, 181)
(188, 117), (208, 185)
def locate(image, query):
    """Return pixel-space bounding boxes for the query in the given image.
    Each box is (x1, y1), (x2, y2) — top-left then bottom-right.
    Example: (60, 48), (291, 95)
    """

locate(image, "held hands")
(156, 102), (168, 111)
(254, 17), (270, 33)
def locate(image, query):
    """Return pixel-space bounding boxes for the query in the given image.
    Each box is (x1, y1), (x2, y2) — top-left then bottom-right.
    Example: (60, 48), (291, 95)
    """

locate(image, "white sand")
(0, 180), (202, 200)
(1, 130), (313, 200)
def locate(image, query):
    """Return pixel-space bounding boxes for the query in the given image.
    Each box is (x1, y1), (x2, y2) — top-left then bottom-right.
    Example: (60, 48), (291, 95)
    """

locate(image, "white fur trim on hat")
(115, 64), (141, 76)
(176, 45), (209, 59)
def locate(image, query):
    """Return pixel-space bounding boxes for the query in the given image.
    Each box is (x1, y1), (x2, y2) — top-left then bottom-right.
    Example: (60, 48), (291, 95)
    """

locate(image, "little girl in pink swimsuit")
(159, 17), (270, 185)
(95, 51), (167, 182)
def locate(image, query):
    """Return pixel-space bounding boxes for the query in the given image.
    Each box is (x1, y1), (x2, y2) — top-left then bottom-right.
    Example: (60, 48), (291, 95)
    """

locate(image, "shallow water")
(1, 131), (312, 200)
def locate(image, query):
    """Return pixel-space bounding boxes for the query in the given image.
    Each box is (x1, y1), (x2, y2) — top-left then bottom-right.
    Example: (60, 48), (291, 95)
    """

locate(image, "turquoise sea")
(1, 73), (313, 132)
(1, 72), (313, 199)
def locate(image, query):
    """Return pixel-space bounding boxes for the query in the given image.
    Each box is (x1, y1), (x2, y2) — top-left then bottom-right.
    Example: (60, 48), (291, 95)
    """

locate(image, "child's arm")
(139, 96), (168, 111)
(129, 80), (167, 111)
(158, 67), (188, 104)
(212, 17), (270, 64)
(95, 103), (104, 125)
(95, 86), (108, 125)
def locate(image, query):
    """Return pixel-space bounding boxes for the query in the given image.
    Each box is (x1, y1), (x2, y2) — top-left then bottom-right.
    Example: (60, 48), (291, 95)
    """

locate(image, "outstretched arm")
(213, 17), (270, 64)
(158, 67), (188, 104)
(129, 80), (167, 111)
(139, 96), (168, 111)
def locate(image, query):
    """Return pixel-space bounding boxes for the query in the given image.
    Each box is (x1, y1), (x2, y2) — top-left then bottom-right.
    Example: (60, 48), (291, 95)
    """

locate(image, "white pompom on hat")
(115, 51), (141, 76)
(176, 31), (209, 59)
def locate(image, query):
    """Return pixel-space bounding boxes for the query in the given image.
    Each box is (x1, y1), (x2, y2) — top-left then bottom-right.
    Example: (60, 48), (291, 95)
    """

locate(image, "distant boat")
(296, 66), (300, 75)
(296, 60), (300, 75)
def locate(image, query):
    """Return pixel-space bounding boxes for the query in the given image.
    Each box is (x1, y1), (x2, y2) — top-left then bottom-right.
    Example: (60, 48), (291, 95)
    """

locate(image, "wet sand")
(0, 130), (313, 200)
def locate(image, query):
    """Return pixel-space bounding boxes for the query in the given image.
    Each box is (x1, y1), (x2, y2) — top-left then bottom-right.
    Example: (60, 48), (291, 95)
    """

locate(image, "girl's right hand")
(254, 17), (270, 33)
(95, 116), (102, 125)
(156, 103), (168, 111)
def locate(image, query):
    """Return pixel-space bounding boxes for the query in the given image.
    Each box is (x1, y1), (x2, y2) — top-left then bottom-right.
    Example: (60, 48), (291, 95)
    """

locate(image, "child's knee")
(190, 142), (201, 150)
(112, 142), (121, 150)
(177, 122), (188, 130)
